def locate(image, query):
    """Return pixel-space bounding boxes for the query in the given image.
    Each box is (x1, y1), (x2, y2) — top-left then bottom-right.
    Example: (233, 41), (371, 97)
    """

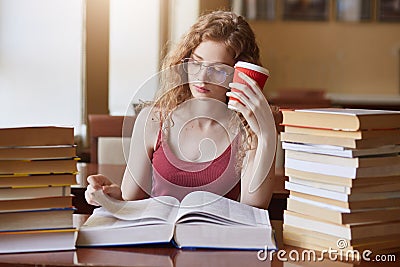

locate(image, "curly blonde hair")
(151, 10), (264, 172)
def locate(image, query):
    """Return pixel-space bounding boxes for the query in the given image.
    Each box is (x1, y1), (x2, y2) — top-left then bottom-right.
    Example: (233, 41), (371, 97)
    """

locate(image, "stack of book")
(0, 126), (78, 253)
(280, 108), (400, 254)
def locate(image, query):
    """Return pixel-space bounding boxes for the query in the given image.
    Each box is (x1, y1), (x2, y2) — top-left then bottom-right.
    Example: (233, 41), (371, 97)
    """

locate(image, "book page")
(177, 191), (270, 226)
(91, 190), (179, 223)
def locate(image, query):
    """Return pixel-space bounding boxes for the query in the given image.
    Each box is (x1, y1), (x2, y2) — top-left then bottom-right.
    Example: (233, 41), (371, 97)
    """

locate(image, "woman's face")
(187, 40), (235, 103)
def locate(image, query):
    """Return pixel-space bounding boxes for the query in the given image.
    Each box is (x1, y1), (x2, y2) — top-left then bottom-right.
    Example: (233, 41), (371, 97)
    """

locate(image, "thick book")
(0, 126), (74, 147)
(285, 181), (400, 202)
(283, 210), (400, 240)
(284, 125), (400, 140)
(0, 185), (71, 200)
(288, 176), (400, 194)
(0, 145), (76, 160)
(287, 197), (400, 224)
(284, 157), (400, 178)
(286, 150), (400, 168)
(0, 207), (74, 231)
(0, 158), (78, 175)
(282, 142), (400, 158)
(285, 168), (400, 187)
(283, 225), (400, 253)
(290, 191), (400, 210)
(281, 132), (400, 149)
(0, 196), (73, 211)
(0, 228), (76, 254)
(77, 191), (277, 250)
(281, 108), (400, 131)
(0, 173), (77, 187)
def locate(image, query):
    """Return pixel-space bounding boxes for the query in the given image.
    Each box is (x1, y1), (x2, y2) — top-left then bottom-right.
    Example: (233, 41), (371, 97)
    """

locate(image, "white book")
(289, 177), (351, 194)
(289, 195), (351, 213)
(282, 141), (400, 158)
(0, 228), (76, 254)
(285, 181), (400, 202)
(284, 157), (400, 178)
(288, 176), (400, 194)
(286, 149), (400, 168)
(77, 191), (277, 250)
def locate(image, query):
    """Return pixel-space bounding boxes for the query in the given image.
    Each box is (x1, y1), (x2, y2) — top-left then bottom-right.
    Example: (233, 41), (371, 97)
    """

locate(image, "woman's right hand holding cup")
(85, 174), (122, 206)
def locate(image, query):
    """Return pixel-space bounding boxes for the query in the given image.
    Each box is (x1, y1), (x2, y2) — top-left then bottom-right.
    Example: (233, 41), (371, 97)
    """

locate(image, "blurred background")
(1, 0), (400, 158)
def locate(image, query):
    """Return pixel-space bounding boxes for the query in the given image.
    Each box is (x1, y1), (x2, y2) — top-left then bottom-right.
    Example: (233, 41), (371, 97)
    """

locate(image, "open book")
(76, 191), (277, 250)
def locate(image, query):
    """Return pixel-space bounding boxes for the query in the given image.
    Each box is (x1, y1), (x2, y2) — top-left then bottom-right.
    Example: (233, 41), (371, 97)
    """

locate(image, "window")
(0, 0), (84, 134)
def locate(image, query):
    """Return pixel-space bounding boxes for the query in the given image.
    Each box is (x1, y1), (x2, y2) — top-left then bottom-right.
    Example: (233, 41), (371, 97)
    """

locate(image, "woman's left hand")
(226, 71), (276, 140)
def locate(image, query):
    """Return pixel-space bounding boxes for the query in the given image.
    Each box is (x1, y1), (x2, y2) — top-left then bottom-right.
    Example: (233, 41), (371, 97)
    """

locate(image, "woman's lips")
(194, 85), (210, 93)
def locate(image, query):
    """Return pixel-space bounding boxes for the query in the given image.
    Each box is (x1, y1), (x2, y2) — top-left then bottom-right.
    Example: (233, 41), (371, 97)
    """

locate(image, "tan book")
(0, 208), (74, 231)
(281, 108), (400, 131)
(283, 210), (400, 240)
(282, 224), (400, 248)
(0, 174), (77, 187)
(290, 191), (400, 210)
(0, 127), (74, 146)
(283, 228), (400, 254)
(0, 196), (73, 211)
(0, 145), (76, 160)
(281, 132), (400, 149)
(0, 159), (78, 175)
(0, 185), (71, 200)
(284, 125), (400, 139)
(287, 198), (400, 224)
(285, 168), (400, 187)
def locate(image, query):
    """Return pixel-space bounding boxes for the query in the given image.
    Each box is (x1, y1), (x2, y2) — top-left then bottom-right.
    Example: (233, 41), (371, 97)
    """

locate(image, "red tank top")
(151, 129), (241, 201)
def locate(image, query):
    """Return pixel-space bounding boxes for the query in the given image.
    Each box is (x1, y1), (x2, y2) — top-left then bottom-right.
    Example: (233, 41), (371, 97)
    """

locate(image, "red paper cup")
(230, 61), (270, 104)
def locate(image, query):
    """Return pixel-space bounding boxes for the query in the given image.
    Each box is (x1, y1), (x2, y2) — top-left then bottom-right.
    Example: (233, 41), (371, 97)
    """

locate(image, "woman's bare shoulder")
(133, 105), (161, 146)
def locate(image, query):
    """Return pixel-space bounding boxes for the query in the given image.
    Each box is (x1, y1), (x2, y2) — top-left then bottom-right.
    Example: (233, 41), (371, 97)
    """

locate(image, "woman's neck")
(174, 98), (232, 129)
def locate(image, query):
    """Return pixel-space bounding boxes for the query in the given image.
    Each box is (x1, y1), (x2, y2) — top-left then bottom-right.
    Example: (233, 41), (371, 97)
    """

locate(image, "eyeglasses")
(181, 58), (234, 85)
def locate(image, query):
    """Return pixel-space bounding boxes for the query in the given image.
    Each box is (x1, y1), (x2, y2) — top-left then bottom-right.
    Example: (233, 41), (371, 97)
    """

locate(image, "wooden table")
(0, 216), (397, 266)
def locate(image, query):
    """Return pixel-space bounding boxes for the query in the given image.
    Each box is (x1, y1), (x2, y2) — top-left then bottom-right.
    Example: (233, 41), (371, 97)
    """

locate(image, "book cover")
(284, 210), (400, 240)
(287, 197), (400, 224)
(0, 173), (77, 187)
(285, 150), (400, 168)
(0, 158), (78, 175)
(0, 145), (76, 160)
(0, 196), (73, 211)
(285, 181), (400, 202)
(284, 125), (400, 140)
(284, 157), (400, 178)
(285, 168), (400, 187)
(0, 185), (71, 200)
(0, 127), (74, 147)
(0, 228), (76, 254)
(281, 132), (400, 149)
(281, 108), (400, 131)
(282, 142), (400, 158)
(0, 207), (74, 231)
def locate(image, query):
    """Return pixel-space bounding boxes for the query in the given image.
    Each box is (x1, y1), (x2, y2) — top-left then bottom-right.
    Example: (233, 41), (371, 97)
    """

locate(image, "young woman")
(85, 11), (277, 209)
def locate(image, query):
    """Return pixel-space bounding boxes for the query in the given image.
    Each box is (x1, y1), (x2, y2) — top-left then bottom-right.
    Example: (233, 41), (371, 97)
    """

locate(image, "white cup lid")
(234, 61), (270, 76)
